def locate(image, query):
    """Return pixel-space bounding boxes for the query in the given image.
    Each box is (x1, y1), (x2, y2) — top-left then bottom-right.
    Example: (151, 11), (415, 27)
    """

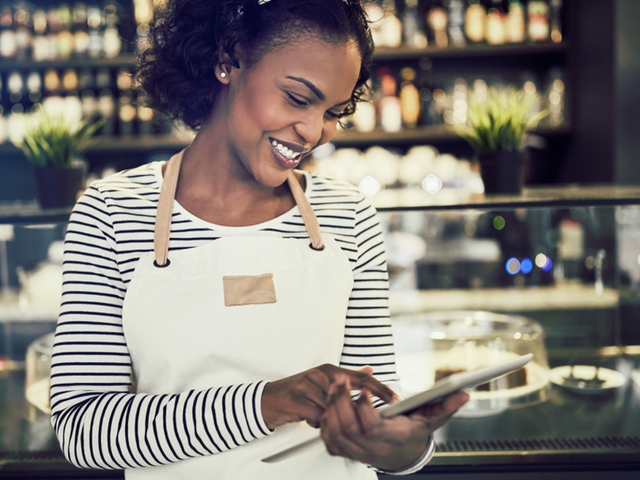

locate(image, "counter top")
(2, 354), (640, 478)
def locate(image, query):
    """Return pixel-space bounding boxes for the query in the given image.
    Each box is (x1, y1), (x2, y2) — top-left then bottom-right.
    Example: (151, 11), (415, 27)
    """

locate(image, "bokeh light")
(505, 257), (520, 275)
(493, 215), (506, 230)
(520, 258), (533, 274)
(358, 176), (381, 197)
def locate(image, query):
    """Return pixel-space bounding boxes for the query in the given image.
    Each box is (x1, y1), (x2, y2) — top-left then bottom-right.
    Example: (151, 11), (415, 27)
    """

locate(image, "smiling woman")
(48, 1), (468, 479)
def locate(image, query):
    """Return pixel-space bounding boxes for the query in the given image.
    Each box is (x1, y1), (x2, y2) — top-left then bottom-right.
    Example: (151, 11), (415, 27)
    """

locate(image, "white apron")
(121, 151), (377, 479)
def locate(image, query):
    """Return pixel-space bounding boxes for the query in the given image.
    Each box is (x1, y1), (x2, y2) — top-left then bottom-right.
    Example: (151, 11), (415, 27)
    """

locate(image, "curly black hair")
(136, 0), (374, 130)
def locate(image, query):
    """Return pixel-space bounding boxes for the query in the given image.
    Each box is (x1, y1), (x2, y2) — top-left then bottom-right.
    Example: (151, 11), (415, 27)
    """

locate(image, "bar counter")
(1, 351), (640, 479)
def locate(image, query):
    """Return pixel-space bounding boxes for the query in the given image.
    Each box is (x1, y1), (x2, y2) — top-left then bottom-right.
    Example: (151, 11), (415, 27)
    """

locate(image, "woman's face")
(218, 36), (361, 188)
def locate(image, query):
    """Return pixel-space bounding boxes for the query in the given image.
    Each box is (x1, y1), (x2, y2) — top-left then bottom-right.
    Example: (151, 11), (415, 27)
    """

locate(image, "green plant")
(454, 86), (549, 155)
(12, 106), (102, 168)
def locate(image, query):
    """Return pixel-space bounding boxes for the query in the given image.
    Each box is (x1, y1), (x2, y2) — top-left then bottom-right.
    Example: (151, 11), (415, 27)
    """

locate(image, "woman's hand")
(261, 365), (396, 431)
(319, 375), (469, 472)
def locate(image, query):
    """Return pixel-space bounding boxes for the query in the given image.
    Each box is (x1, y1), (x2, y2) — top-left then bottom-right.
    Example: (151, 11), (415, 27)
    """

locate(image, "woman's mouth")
(269, 138), (310, 169)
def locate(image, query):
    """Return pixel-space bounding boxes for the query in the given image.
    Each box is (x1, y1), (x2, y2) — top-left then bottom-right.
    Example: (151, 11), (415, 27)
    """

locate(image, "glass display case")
(1, 185), (640, 479)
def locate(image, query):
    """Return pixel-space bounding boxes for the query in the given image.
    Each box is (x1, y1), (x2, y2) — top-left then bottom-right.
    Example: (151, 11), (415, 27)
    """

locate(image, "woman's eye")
(286, 93), (308, 107)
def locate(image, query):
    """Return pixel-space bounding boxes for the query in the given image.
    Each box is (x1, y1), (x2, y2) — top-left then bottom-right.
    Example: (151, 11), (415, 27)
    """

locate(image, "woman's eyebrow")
(286, 75), (351, 106)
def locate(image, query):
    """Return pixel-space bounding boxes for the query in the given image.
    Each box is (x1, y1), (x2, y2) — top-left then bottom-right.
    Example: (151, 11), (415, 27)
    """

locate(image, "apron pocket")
(223, 273), (277, 306)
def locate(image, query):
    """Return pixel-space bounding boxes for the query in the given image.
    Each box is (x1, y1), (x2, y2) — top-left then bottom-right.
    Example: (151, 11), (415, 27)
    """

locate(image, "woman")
(50, 0), (468, 478)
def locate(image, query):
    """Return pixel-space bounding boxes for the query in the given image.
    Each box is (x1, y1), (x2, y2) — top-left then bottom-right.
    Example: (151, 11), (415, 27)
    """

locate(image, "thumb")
(357, 365), (374, 376)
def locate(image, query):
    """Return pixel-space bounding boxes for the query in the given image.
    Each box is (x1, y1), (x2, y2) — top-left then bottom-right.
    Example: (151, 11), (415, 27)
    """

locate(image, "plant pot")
(477, 150), (528, 195)
(33, 165), (85, 209)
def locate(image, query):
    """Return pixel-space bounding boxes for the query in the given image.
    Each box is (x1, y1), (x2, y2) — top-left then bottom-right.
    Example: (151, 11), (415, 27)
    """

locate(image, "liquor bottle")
(87, 5), (103, 58)
(399, 67), (420, 129)
(57, 4), (74, 59)
(0, 105), (6, 144)
(505, 0), (525, 43)
(72, 3), (89, 58)
(46, 7), (61, 60)
(44, 69), (61, 94)
(118, 91), (136, 136)
(550, 0), (562, 43)
(380, 0), (402, 48)
(81, 89), (98, 121)
(26, 71), (42, 104)
(352, 81), (376, 133)
(137, 94), (154, 135)
(62, 69), (79, 93)
(426, 1), (448, 49)
(464, 0), (486, 43)
(485, 0), (506, 45)
(377, 68), (402, 133)
(102, 3), (122, 58)
(527, 0), (550, 42)
(7, 71), (24, 104)
(447, 0), (466, 48)
(0, 4), (17, 59)
(31, 9), (49, 61)
(98, 88), (115, 135)
(403, 0), (427, 48)
(13, 3), (31, 60)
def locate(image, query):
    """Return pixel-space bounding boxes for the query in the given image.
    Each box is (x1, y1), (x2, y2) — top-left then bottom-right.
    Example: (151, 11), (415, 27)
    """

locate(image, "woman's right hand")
(261, 364), (396, 430)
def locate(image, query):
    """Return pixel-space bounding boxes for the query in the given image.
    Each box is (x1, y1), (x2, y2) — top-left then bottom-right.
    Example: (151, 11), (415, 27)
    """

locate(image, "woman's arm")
(50, 186), (272, 470)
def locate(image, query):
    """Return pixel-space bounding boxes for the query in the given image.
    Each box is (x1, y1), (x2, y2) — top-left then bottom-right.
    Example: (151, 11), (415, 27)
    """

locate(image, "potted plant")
(12, 106), (101, 209)
(454, 86), (548, 194)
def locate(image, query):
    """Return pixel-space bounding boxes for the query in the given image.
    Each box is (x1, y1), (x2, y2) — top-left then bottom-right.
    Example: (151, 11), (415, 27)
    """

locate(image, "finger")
(322, 378), (368, 458)
(343, 371), (395, 404)
(357, 365), (374, 376)
(354, 388), (382, 435)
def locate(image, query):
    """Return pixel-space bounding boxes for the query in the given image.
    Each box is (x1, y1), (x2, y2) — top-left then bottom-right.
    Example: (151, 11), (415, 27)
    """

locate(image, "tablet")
(262, 354), (533, 463)
(379, 353), (533, 418)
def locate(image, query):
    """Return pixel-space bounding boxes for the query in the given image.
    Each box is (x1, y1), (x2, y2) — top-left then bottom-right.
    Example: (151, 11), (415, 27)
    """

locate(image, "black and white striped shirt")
(50, 161), (434, 474)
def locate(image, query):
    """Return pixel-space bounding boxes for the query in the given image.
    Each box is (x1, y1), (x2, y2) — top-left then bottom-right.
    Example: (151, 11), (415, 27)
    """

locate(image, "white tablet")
(262, 354), (533, 463)
(379, 353), (533, 418)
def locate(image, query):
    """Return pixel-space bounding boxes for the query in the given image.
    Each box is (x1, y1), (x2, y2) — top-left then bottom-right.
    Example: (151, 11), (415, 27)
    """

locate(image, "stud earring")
(220, 71), (227, 78)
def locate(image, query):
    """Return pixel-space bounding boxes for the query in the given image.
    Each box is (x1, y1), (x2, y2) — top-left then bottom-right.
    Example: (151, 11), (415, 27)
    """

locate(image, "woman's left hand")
(319, 374), (469, 472)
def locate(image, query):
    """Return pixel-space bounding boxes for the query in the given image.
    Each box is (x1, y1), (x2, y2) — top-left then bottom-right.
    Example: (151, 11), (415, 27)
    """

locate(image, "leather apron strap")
(153, 151), (324, 266)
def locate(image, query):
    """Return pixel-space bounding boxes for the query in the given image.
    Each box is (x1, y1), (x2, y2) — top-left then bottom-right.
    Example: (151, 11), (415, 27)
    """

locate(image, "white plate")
(549, 365), (625, 395)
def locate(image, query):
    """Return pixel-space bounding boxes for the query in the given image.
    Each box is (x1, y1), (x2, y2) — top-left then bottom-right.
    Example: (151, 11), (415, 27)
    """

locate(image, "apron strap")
(154, 152), (324, 266)
(287, 170), (324, 251)
(154, 151), (184, 267)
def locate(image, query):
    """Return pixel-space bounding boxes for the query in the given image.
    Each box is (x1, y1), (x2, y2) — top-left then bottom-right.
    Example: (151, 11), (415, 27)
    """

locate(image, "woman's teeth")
(271, 140), (301, 160)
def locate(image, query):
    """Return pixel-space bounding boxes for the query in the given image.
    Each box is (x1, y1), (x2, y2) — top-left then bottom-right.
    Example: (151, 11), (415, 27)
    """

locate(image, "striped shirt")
(50, 161), (434, 474)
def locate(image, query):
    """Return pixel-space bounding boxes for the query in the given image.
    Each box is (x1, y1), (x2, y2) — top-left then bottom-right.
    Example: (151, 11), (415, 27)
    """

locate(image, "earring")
(220, 71), (227, 78)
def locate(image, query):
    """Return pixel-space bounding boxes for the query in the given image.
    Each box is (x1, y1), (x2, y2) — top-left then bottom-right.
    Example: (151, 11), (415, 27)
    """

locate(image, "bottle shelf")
(0, 125), (572, 157)
(0, 53), (138, 71)
(372, 42), (569, 61)
(332, 125), (572, 147)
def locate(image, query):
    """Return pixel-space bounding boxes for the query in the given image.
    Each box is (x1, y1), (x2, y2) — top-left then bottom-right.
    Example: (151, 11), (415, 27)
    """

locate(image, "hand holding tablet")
(262, 354), (533, 463)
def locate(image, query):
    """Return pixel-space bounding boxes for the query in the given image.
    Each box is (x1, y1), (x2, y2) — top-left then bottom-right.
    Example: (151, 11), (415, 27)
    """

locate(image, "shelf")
(372, 184), (640, 212)
(0, 202), (71, 225)
(372, 42), (569, 62)
(332, 125), (572, 147)
(0, 54), (137, 71)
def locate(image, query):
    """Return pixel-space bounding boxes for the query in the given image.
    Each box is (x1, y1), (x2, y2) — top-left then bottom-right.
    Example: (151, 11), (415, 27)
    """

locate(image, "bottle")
(77, 68), (94, 91)
(352, 80), (376, 133)
(505, 0), (525, 43)
(31, 9), (48, 61)
(57, 4), (74, 59)
(545, 69), (565, 128)
(44, 69), (61, 95)
(550, 0), (562, 43)
(377, 68), (402, 133)
(118, 91), (136, 136)
(399, 67), (420, 129)
(447, 0), (466, 48)
(427, 1), (449, 49)
(87, 5), (103, 58)
(98, 88), (115, 135)
(485, 0), (506, 45)
(26, 71), (42, 104)
(137, 94), (154, 135)
(95, 68), (112, 90)
(102, 3), (122, 58)
(62, 69), (79, 93)
(7, 71), (24, 105)
(0, 4), (16, 59)
(403, 0), (427, 48)
(527, 0), (550, 42)
(81, 89), (98, 120)
(464, 0), (486, 43)
(46, 7), (61, 60)
(72, 3), (89, 58)
(380, 0), (402, 48)
(418, 58), (434, 125)
(13, 3), (31, 60)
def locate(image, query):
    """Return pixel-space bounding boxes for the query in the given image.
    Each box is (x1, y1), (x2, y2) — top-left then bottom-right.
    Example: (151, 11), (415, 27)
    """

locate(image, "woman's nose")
(294, 111), (327, 147)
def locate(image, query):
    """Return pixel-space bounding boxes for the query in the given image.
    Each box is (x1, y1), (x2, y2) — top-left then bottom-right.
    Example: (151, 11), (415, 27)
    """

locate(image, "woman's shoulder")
(90, 162), (161, 195)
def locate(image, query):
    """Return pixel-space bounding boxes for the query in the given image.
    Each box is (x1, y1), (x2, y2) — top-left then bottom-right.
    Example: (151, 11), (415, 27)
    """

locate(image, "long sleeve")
(339, 195), (435, 475)
(50, 186), (272, 470)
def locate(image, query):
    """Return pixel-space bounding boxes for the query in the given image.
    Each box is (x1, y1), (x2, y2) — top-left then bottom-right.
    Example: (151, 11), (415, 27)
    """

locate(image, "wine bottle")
(57, 4), (74, 59)
(0, 4), (17, 59)
(506, 0), (525, 43)
(447, 0), (466, 48)
(404, 0), (427, 48)
(13, 3), (31, 60)
(377, 68), (402, 133)
(465, 0), (486, 43)
(426, 1), (448, 49)
(87, 5), (103, 58)
(72, 2), (89, 58)
(103, 3), (122, 58)
(550, 0), (562, 43)
(527, 0), (550, 42)
(31, 9), (48, 61)
(486, 0), (506, 45)
(46, 7), (61, 60)
(399, 67), (420, 129)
